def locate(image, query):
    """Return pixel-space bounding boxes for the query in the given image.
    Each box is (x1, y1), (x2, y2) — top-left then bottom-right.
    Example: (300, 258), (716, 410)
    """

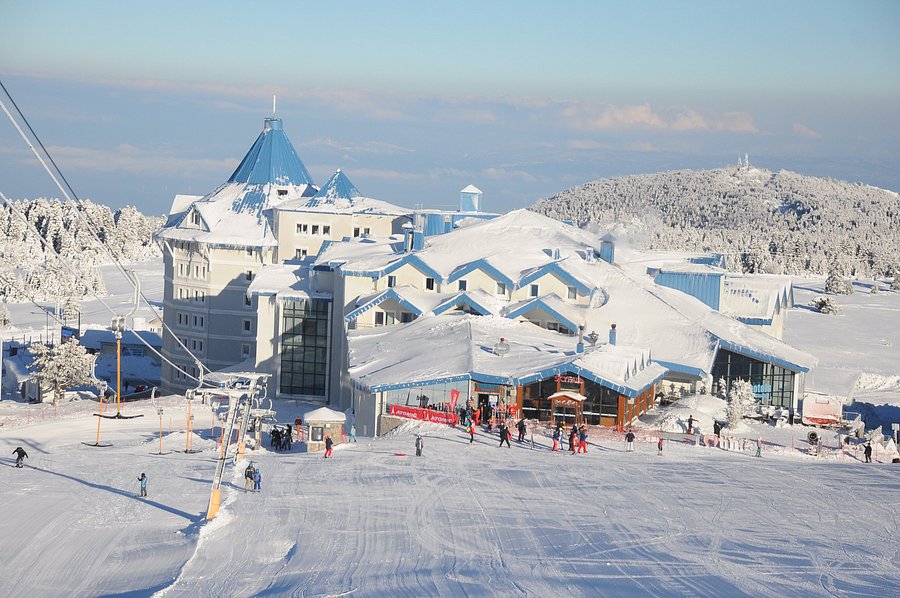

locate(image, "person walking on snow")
(12, 446), (28, 468)
(517, 419), (527, 443)
(552, 426), (561, 452)
(466, 419), (475, 444)
(568, 427), (577, 454)
(253, 468), (261, 492)
(244, 463), (256, 492)
(687, 415), (694, 435)
(578, 425), (588, 453)
(625, 430), (636, 452)
(349, 425), (357, 443)
(864, 442), (872, 463)
(498, 422), (511, 448)
(415, 435), (424, 457)
(755, 437), (763, 458)
(657, 436), (664, 456)
(137, 473), (148, 497)
(324, 435), (334, 458)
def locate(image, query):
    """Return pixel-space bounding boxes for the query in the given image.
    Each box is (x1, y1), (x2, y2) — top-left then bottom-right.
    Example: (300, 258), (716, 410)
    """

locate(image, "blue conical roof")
(312, 169), (361, 201)
(227, 118), (313, 186)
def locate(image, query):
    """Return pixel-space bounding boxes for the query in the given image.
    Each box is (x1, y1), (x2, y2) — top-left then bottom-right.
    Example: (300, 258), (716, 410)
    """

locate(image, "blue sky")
(2, 0), (898, 215)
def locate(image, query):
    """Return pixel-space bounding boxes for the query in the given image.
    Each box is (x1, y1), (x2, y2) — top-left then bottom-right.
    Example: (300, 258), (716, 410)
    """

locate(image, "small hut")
(547, 390), (586, 425)
(304, 407), (346, 452)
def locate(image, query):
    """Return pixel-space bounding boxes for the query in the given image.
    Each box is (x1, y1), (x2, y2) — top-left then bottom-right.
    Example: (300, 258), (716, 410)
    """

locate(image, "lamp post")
(157, 407), (164, 454)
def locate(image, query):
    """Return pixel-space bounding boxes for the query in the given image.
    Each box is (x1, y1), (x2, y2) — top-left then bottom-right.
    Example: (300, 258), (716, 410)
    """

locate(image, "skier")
(349, 425), (357, 443)
(415, 435), (424, 456)
(253, 467), (261, 493)
(271, 427), (281, 450)
(12, 446), (28, 468)
(517, 419), (527, 443)
(244, 462), (256, 493)
(552, 426), (561, 451)
(324, 434), (333, 458)
(687, 414), (694, 435)
(137, 473), (148, 497)
(864, 442), (872, 463)
(755, 437), (763, 458)
(578, 425), (588, 453)
(498, 423), (511, 448)
(568, 427), (577, 454)
(657, 436), (664, 456)
(625, 429), (636, 452)
(284, 424), (293, 451)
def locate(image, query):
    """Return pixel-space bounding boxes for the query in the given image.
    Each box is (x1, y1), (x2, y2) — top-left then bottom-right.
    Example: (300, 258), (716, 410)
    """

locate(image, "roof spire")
(272, 94), (277, 116)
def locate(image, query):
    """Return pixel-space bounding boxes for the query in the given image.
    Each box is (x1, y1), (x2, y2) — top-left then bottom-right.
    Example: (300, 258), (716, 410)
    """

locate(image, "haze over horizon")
(2, 0), (898, 216)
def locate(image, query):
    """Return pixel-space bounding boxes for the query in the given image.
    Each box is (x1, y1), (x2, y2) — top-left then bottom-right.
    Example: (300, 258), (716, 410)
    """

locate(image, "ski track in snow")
(3, 403), (898, 598)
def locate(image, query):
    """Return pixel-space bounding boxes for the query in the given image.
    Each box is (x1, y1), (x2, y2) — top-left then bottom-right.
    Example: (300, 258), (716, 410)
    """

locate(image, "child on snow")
(12, 446), (28, 468)
(137, 473), (148, 497)
(253, 468), (261, 492)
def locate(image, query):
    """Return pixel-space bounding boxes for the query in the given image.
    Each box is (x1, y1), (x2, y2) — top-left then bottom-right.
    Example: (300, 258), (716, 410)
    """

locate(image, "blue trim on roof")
(518, 262), (592, 295)
(654, 360), (709, 379)
(381, 254), (443, 282)
(362, 358), (668, 397)
(446, 259), (515, 287)
(344, 288), (424, 323)
(736, 317), (774, 326)
(504, 296), (580, 332)
(716, 339), (809, 373)
(432, 293), (493, 316)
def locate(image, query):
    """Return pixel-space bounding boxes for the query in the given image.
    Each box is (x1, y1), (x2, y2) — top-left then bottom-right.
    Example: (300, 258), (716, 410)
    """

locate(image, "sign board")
(555, 374), (582, 385)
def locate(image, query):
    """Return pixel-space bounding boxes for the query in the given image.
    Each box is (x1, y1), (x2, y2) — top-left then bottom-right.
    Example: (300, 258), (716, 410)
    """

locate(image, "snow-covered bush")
(809, 295), (842, 315)
(726, 378), (757, 428)
(870, 280), (880, 294)
(0, 303), (10, 328)
(29, 340), (95, 406)
(892, 276), (900, 293)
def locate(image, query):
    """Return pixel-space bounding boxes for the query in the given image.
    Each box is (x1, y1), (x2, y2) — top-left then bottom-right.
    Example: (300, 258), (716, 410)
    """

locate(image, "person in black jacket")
(324, 435), (334, 458)
(625, 430), (636, 452)
(498, 423), (511, 448)
(517, 419), (527, 442)
(12, 446), (28, 468)
(864, 442), (873, 463)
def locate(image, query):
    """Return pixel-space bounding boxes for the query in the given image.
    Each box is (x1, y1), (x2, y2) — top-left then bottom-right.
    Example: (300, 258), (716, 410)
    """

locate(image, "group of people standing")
(244, 462), (262, 493)
(550, 422), (588, 454)
(270, 425), (292, 451)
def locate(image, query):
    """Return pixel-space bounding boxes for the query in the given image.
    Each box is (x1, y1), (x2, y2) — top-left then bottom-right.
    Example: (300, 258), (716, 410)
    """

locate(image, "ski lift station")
(154, 115), (817, 437)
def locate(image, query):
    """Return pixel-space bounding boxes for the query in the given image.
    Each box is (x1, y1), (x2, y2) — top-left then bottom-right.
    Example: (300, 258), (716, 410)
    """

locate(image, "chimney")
(608, 323), (617, 345)
(576, 325), (585, 353)
(402, 222), (414, 253)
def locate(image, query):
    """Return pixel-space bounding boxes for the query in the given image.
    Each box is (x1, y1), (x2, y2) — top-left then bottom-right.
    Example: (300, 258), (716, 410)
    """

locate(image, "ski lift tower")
(202, 371), (271, 520)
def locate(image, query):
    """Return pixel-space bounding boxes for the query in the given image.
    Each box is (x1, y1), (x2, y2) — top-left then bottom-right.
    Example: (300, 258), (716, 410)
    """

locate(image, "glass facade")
(712, 349), (795, 408)
(279, 299), (331, 396)
(582, 379), (620, 425)
(382, 380), (469, 411)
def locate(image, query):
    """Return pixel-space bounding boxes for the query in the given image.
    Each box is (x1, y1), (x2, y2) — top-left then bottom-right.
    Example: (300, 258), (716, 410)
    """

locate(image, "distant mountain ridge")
(531, 166), (899, 276)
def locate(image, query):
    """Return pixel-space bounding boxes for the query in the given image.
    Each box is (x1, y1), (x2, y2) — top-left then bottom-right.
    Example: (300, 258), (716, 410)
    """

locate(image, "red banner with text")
(389, 404), (459, 426)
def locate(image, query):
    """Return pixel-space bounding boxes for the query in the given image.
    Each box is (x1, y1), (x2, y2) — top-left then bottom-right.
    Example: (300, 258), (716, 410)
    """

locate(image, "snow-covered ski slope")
(2, 400), (899, 597)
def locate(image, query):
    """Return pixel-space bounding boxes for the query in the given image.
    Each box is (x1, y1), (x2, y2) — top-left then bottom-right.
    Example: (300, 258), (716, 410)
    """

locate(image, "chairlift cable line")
(0, 82), (211, 384)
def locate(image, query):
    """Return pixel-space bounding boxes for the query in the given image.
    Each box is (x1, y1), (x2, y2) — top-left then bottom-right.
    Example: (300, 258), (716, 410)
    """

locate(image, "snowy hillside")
(531, 166), (900, 277)
(0, 198), (163, 302)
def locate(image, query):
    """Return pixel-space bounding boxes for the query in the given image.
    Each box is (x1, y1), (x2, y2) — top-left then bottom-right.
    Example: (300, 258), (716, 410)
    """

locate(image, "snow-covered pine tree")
(0, 302), (10, 328)
(726, 378), (757, 428)
(870, 279), (880, 294)
(716, 376), (728, 399)
(28, 340), (95, 406)
(824, 265), (853, 295)
(61, 296), (81, 322)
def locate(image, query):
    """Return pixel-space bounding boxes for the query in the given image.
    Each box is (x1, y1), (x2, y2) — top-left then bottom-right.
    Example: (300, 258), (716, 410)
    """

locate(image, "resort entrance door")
(478, 394), (498, 423)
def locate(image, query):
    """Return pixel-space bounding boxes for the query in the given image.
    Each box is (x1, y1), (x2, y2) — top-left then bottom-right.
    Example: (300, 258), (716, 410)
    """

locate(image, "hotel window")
(353, 227), (360, 237)
(244, 295), (253, 308)
(178, 263), (184, 276)
(425, 277), (435, 291)
(191, 211), (201, 226)
(375, 312), (385, 326)
(400, 312), (414, 323)
(295, 248), (308, 260)
(241, 344), (252, 358)
(363, 227), (371, 236)
(297, 224), (308, 234)
(277, 189), (288, 196)
(387, 275), (396, 288)
(458, 279), (467, 291)
(311, 225), (319, 235)
(496, 282), (507, 295)
(242, 319), (252, 335)
(194, 265), (200, 278)
(530, 284), (539, 297)
(191, 339), (204, 352)
(567, 286), (577, 300)
(323, 225), (331, 236)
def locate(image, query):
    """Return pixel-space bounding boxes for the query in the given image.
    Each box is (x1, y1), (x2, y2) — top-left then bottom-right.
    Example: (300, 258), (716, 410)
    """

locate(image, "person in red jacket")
(324, 434), (333, 458)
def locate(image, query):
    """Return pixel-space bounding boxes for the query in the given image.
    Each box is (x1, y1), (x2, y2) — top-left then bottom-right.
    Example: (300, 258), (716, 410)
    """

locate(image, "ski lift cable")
(1, 192), (204, 385)
(0, 82), (211, 383)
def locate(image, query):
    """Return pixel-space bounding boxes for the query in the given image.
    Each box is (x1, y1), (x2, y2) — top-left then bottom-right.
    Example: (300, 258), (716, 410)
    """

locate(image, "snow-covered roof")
(279, 169), (410, 216)
(348, 314), (666, 397)
(303, 406), (346, 422)
(720, 275), (793, 322)
(460, 184), (482, 194)
(79, 329), (163, 350)
(248, 264), (332, 301)
(156, 117), (317, 248)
